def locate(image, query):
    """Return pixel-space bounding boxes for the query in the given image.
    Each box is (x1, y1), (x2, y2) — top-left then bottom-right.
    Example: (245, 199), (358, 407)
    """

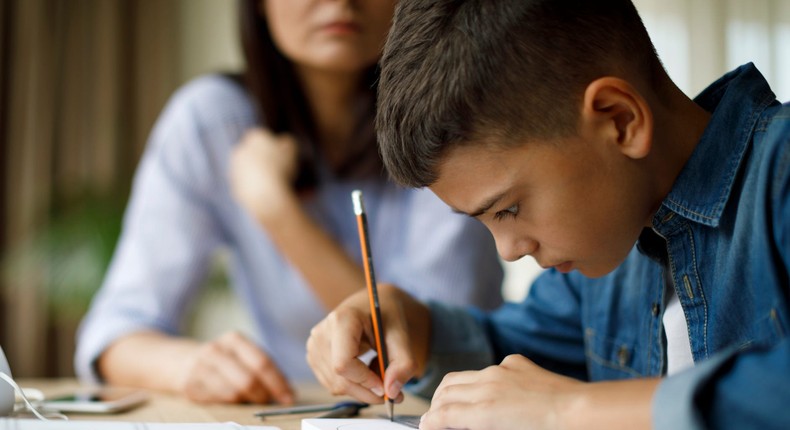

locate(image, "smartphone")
(38, 387), (148, 414)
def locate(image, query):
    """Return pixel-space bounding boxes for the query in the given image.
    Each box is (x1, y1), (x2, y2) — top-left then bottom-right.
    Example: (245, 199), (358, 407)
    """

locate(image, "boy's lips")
(548, 261), (573, 273)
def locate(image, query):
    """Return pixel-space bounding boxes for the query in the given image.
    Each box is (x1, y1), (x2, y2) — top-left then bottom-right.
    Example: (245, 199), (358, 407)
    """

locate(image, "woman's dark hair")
(239, 0), (382, 192)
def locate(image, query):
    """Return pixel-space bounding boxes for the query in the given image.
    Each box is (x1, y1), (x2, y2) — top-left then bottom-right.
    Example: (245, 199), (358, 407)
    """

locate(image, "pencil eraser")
(352, 190), (365, 215)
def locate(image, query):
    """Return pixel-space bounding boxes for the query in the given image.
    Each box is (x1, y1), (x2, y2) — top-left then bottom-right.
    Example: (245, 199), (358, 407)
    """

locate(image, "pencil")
(352, 190), (394, 421)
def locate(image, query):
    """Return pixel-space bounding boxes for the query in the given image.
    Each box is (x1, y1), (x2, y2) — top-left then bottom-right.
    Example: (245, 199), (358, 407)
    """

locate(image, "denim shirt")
(415, 63), (790, 429)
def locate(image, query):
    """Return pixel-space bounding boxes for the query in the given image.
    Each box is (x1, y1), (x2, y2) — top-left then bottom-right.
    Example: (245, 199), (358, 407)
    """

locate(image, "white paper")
(302, 418), (414, 430)
(0, 419), (279, 430)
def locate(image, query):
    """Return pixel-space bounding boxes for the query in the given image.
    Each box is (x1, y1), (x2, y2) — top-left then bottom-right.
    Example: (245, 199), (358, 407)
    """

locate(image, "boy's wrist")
(561, 383), (596, 430)
(562, 378), (659, 430)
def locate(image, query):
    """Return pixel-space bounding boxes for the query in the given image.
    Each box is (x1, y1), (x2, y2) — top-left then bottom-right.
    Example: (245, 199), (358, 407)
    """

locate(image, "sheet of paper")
(0, 419), (279, 430)
(302, 418), (415, 430)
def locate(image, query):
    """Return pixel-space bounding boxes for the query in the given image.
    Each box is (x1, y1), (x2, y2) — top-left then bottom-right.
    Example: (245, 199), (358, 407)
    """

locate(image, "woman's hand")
(229, 128), (299, 223)
(99, 330), (295, 405)
(306, 284), (431, 405)
(179, 331), (294, 405)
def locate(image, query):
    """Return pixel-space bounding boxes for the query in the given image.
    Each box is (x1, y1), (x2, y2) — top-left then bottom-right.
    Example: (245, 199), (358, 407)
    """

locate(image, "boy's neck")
(646, 82), (712, 223)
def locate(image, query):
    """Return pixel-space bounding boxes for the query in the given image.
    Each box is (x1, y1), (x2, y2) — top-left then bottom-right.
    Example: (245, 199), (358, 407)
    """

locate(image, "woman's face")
(263, 0), (396, 74)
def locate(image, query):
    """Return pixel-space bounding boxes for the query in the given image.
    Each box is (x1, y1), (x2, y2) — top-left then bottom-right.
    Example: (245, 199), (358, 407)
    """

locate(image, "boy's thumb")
(383, 336), (416, 400)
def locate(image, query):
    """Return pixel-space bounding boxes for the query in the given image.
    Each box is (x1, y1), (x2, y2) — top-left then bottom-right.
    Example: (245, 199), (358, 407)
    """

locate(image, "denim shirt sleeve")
(408, 269), (589, 398)
(654, 339), (790, 429)
(481, 269), (588, 380)
(406, 302), (495, 399)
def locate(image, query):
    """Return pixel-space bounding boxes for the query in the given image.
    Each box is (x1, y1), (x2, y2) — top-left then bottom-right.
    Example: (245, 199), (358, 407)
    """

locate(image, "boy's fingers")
(309, 338), (384, 404)
(329, 311), (387, 396)
(332, 347), (385, 393)
(383, 357), (414, 400)
(381, 316), (416, 400)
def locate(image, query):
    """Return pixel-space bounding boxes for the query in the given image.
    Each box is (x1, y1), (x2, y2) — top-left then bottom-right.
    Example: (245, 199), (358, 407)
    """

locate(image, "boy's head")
(377, 0), (678, 277)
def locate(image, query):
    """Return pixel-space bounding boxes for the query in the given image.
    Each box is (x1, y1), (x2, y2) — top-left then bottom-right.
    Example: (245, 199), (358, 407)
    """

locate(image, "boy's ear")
(581, 77), (653, 160)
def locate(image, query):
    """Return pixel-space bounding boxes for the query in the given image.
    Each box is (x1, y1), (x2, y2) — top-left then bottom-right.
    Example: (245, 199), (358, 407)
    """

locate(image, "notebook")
(0, 420), (279, 430)
(302, 418), (419, 430)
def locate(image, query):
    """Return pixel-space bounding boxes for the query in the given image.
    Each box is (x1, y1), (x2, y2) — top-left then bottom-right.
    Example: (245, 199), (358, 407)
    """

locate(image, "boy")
(306, 0), (790, 428)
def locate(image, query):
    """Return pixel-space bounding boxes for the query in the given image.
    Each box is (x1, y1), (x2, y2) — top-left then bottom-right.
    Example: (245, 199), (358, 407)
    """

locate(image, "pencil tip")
(388, 400), (394, 421)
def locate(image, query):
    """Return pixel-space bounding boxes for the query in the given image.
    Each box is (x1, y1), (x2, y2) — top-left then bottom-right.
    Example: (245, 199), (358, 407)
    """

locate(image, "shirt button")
(652, 303), (660, 316)
(617, 346), (630, 366)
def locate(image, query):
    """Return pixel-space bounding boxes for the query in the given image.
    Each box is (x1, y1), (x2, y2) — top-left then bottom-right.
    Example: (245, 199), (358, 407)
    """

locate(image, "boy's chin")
(575, 262), (620, 279)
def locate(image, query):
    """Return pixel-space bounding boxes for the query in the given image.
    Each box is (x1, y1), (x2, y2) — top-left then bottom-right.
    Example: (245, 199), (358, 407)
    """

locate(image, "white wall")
(178, 0), (244, 83)
(634, 0), (790, 101)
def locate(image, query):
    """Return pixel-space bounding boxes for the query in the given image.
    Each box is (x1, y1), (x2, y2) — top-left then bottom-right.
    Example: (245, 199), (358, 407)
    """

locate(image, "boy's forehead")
(435, 144), (505, 182)
(430, 144), (523, 213)
(434, 140), (534, 179)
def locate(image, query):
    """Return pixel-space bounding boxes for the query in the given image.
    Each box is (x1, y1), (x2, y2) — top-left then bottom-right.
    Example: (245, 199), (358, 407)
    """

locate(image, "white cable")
(0, 371), (68, 421)
(20, 388), (45, 402)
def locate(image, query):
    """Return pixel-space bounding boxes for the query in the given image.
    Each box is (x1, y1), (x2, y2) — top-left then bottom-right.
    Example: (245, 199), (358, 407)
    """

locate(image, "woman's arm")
(99, 330), (293, 405)
(229, 128), (366, 310)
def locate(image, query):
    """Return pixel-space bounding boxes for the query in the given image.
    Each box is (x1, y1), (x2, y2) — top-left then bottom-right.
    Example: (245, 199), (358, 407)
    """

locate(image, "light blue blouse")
(75, 75), (504, 382)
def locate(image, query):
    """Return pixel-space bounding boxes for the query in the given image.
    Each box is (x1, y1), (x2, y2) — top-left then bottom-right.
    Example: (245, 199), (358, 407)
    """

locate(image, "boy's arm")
(654, 340), (790, 429)
(408, 268), (588, 398)
(421, 357), (657, 430)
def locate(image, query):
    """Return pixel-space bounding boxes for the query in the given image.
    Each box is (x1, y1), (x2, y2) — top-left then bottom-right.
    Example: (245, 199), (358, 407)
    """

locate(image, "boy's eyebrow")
(451, 191), (507, 218)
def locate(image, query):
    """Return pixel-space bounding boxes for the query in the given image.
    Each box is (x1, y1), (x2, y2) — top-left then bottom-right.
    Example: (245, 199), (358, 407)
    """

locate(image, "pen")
(352, 190), (394, 421)
(254, 401), (368, 419)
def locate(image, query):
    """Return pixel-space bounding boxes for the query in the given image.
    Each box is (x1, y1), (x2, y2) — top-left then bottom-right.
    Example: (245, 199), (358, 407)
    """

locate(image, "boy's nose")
(495, 235), (537, 262)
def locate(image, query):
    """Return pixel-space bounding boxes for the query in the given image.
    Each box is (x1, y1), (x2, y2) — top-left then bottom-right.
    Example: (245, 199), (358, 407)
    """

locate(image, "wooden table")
(15, 379), (429, 429)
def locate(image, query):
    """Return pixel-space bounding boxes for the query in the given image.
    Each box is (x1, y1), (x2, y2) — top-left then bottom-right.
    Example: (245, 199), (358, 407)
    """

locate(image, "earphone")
(0, 346), (67, 420)
(0, 346), (13, 416)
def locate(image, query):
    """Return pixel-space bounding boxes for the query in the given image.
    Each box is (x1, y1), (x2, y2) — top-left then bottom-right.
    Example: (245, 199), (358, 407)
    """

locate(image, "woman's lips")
(320, 21), (361, 35)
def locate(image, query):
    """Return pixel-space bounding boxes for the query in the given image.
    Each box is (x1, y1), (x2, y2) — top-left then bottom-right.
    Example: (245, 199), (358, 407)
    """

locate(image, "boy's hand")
(179, 331), (294, 405)
(420, 355), (582, 430)
(306, 284), (431, 405)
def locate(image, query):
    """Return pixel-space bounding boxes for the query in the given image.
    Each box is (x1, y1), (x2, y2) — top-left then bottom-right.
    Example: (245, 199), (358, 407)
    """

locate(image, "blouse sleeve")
(74, 76), (249, 383)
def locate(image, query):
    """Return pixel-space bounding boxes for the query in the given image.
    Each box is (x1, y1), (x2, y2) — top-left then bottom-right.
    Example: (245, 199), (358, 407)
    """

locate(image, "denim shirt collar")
(654, 63), (776, 229)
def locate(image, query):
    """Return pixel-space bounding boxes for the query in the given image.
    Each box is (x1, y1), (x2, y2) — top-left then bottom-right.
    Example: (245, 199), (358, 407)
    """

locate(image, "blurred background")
(0, 0), (788, 378)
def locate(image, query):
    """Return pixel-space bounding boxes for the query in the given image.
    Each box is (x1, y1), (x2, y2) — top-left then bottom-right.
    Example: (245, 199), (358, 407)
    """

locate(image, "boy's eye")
(493, 204), (519, 221)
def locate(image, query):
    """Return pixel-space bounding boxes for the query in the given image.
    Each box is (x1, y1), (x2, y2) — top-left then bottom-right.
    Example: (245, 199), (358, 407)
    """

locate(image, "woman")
(75, 0), (502, 405)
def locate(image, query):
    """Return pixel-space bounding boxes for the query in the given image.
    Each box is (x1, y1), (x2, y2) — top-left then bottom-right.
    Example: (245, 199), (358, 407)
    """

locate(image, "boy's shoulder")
(753, 101), (790, 174)
(761, 102), (790, 204)
(767, 102), (790, 140)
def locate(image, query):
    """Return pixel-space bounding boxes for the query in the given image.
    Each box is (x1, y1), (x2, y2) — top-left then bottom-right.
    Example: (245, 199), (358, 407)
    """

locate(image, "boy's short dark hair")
(376, 0), (667, 187)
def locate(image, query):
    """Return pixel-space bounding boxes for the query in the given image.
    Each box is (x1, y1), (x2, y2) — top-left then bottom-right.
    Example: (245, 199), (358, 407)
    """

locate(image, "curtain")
(0, 0), (182, 377)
